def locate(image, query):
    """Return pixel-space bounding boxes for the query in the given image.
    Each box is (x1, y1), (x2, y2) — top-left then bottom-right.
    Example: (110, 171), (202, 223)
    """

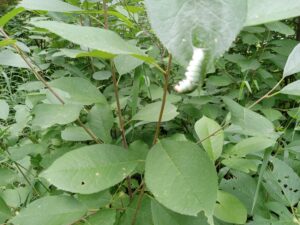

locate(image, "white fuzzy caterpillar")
(174, 48), (205, 93)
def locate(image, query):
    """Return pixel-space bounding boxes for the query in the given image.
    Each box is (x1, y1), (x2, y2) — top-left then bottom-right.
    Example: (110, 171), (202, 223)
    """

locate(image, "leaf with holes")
(262, 158), (300, 206)
(40, 144), (139, 194)
(145, 140), (218, 216)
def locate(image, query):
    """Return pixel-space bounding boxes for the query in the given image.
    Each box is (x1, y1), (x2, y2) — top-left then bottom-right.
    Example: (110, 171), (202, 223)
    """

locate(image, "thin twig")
(249, 78), (284, 109)
(0, 28), (102, 144)
(103, 0), (108, 29)
(130, 183), (145, 225)
(152, 54), (172, 145)
(101, 0), (132, 198)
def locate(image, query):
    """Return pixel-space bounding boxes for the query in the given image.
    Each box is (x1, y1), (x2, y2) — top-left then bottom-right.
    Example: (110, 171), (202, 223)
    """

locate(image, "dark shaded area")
(0, 0), (18, 14)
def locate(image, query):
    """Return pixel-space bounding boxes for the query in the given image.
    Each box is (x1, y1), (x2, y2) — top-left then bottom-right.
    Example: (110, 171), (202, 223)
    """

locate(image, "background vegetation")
(1, 0), (300, 225)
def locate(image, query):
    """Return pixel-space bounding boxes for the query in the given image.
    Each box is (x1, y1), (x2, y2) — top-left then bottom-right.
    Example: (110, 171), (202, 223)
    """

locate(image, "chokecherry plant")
(1, 0), (300, 225)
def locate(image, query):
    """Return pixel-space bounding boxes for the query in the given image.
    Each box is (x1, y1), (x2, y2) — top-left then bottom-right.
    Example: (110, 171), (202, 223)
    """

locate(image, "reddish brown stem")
(153, 54), (173, 145)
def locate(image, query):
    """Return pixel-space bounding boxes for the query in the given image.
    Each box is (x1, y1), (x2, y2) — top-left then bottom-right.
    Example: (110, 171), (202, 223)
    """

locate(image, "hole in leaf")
(284, 175), (289, 179)
(283, 184), (288, 188)
(294, 189), (299, 193)
(216, 201), (221, 205)
(277, 179), (281, 183)
(233, 187), (236, 190)
(289, 188), (293, 191)
(81, 181), (85, 185)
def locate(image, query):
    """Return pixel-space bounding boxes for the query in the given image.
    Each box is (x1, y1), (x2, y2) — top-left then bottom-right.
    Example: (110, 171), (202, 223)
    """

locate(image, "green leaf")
(223, 97), (278, 139)
(0, 100), (9, 120)
(245, 0), (300, 26)
(144, 0), (247, 66)
(118, 195), (153, 225)
(0, 50), (29, 68)
(222, 158), (261, 173)
(151, 199), (209, 225)
(220, 171), (267, 215)
(0, 7), (25, 28)
(86, 103), (114, 143)
(195, 116), (224, 161)
(145, 140), (218, 216)
(214, 190), (247, 224)
(77, 190), (111, 209)
(263, 158), (300, 206)
(84, 209), (116, 225)
(92, 71), (111, 81)
(61, 126), (93, 141)
(32, 104), (82, 129)
(114, 55), (143, 75)
(265, 22), (295, 36)
(283, 44), (300, 77)
(31, 21), (145, 58)
(0, 196), (11, 224)
(280, 80), (300, 96)
(0, 168), (17, 186)
(226, 137), (275, 158)
(0, 39), (17, 48)
(132, 101), (178, 123)
(10, 195), (87, 225)
(48, 77), (107, 105)
(40, 144), (138, 194)
(19, 0), (81, 12)
(8, 143), (46, 161)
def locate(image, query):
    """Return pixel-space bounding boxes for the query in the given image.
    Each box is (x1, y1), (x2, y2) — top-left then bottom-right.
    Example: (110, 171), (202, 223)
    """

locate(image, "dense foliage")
(1, 0), (300, 224)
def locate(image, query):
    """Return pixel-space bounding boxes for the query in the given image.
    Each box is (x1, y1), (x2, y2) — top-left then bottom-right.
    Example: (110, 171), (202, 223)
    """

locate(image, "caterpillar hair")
(174, 48), (205, 93)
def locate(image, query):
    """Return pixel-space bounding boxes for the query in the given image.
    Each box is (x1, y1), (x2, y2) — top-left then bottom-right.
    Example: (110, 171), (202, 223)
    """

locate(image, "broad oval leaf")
(263, 158), (300, 206)
(40, 144), (138, 194)
(226, 137), (276, 158)
(223, 97), (278, 140)
(86, 103), (114, 143)
(0, 100), (9, 120)
(132, 101), (178, 123)
(19, 0), (81, 12)
(84, 209), (116, 225)
(284, 44), (300, 77)
(61, 126), (93, 141)
(0, 196), (11, 224)
(32, 104), (82, 129)
(48, 77), (107, 105)
(0, 50), (29, 68)
(245, 0), (300, 26)
(151, 199), (210, 225)
(214, 190), (247, 224)
(144, 0), (247, 66)
(10, 195), (87, 225)
(145, 140), (218, 216)
(195, 116), (223, 161)
(280, 80), (300, 96)
(31, 21), (144, 57)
